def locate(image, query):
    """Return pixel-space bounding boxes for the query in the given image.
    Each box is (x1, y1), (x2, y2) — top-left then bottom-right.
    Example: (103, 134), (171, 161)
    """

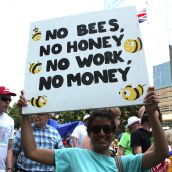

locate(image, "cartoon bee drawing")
(29, 62), (42, 74)
(32, 27), (42, 41)
(28, 96), (48, 108)
(119, 84), (144, 101)
(124, 37), (142, 53)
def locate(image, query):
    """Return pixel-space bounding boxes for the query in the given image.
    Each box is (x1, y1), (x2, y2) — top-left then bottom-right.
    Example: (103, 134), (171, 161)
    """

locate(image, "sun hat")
(0, 86), (16, 96)
(83, 114), (90, 121)
(125, 116), (141, 128)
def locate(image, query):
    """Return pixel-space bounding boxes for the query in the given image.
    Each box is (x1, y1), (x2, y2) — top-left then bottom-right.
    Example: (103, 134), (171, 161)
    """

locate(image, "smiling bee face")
(124, 39), (136, 53)
(120, 84), (144, 101)
(121, 85), (137, 101)
(32, 27), (42, 41)
(29, 62), (42, 74)
(124, 37), (142, 53)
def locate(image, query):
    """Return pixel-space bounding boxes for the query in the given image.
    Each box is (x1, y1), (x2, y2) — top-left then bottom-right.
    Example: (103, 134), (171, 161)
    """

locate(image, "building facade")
(153, 46), (172, 125)
(153, 61), (172, 89)
(155, 86), (172, 127)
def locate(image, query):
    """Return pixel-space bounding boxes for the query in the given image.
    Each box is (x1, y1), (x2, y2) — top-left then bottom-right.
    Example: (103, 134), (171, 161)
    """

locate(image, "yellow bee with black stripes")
(120, 84), (144, 101)
(29, 62), (42, 74)
(32, 27), (42, 41)
(124, 37), (142, 53)
(28, 96), (48, 108)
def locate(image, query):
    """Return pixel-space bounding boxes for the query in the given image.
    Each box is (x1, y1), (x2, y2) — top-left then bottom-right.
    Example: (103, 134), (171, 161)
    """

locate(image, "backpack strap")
(114, 156), (123, 172)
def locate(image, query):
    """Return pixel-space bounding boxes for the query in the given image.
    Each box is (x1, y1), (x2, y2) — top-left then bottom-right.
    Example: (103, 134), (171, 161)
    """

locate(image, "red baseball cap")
(0, 86), (16, 96)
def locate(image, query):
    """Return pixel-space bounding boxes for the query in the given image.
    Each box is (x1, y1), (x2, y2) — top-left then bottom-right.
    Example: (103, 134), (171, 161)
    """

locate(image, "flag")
(137, 8), (147, 23)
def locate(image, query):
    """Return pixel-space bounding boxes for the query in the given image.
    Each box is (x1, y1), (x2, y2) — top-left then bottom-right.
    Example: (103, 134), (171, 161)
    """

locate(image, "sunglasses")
(0, 96), (12, 103)
(89, 125), (114, 134)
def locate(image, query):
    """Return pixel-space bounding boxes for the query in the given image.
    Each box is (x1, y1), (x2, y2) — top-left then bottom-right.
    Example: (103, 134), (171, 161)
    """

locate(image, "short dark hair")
(87, 110), (116, 135)
(141, 114), (149, 125)
(104, 107), (121, 117)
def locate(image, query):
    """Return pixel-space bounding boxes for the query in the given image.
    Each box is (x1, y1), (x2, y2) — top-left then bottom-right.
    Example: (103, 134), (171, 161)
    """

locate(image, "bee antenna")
(33, 26), (37, 31)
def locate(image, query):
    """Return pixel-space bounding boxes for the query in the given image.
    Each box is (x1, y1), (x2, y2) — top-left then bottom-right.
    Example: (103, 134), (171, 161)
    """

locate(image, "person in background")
(165, 128), (172, 148)
(0, 86), (16, 172)
(131, 105), (163, 153)
(71, 114), (90, 148)
(131, 108), (153, 154)
(117, 116), (141, 156)
(12, 112), (63, 172)
(104, 107), (122, 155)
(105, 107), (121, 129)
(132, 106), (166, 172)
(165, 128), (172, 171)
(18, 87), (169, 172)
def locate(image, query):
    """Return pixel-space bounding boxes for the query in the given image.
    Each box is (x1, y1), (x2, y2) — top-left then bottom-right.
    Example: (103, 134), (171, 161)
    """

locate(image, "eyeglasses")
(0, 96), (12, 103)
(89, 125), (114, 134)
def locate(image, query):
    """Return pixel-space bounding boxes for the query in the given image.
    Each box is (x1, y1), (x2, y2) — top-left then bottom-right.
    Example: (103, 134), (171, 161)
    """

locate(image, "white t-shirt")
(0, 113), (14, 172)
(71, 124), (87, 148)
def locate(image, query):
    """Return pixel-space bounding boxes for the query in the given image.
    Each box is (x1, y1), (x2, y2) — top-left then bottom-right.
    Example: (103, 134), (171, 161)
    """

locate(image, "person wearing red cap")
(0, 86), (16, 172)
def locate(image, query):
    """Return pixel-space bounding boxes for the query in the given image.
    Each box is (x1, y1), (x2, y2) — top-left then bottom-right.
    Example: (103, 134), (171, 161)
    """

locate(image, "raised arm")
(18, 91), (55, 165)
(142, 87), (168, 170)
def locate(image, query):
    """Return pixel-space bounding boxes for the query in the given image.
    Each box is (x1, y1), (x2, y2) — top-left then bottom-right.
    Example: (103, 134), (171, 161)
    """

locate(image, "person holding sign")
(18, 87), (168, 172)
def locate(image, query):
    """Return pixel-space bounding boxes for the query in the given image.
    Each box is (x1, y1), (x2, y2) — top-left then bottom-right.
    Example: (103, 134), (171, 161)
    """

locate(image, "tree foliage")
(8, 102), (142, 130)
(8, 103), (22, 129)
(52, 110), (90, 123)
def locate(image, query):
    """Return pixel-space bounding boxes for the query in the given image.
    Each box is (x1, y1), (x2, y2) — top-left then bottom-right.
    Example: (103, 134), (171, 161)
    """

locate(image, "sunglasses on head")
(89, 125), (114, 134)
(0, 96), (12, 103)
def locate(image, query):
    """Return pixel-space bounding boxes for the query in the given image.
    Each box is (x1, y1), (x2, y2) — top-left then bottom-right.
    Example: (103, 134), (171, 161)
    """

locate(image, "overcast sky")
(0, 0), (171, 104)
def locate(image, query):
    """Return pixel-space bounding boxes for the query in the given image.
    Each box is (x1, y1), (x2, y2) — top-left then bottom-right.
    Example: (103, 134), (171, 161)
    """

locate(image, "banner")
(23, 6), (149, 114)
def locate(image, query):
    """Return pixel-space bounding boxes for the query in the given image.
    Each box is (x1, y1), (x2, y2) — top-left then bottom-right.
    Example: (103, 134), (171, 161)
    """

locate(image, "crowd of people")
(0, 85), (171, 172)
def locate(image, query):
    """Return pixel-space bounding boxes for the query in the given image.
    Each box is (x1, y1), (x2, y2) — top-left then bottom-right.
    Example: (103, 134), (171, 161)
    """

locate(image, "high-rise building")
(153, 61), (172, 89)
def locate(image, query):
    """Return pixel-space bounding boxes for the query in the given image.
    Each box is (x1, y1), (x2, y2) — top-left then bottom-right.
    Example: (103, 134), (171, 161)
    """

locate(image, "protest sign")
(23, 6), (149, 114)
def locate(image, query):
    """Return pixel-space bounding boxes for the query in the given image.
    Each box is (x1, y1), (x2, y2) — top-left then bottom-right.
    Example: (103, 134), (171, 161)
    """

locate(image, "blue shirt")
(13, 123), (63, 172)
(54, 148), (150, 172)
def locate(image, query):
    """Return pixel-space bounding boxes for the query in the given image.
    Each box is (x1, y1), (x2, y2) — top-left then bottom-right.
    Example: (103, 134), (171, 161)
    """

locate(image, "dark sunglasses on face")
(0, 96), (12, 103)
(89, 125), (114, 134)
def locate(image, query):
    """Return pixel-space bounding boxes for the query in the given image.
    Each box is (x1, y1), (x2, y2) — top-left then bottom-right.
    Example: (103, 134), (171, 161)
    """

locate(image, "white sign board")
(23, 6), (149, 114)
